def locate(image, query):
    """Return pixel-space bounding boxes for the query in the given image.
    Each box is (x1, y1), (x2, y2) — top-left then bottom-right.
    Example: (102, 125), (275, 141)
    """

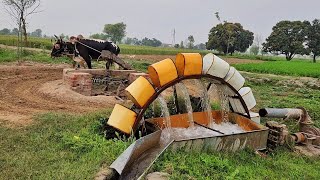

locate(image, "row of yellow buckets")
(108, 53), (259, 134)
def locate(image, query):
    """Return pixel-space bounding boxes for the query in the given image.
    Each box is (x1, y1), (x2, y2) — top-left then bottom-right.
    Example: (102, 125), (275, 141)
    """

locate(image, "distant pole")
(172, 29), (176, 46)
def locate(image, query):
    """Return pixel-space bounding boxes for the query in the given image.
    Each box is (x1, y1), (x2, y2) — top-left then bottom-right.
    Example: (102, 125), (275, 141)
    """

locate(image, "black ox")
(51, 36), (120, 69)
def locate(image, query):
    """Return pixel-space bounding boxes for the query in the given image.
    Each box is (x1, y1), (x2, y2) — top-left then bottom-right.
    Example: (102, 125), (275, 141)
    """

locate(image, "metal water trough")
(109, 111), (268, 179)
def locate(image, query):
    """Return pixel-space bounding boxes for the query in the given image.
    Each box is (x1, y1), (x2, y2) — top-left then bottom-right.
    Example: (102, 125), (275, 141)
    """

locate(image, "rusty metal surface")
(170, 129), (268, 152)
(292, 132), (306, 143)
(148, 111), (269, 152)
(147, 111), (258, 130)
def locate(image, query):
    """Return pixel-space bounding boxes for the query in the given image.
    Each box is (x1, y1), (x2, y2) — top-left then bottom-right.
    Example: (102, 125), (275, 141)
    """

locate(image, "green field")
(1, 41), (320, 179)
(0, 35), (210, 55)
(234, 61), (320, 78)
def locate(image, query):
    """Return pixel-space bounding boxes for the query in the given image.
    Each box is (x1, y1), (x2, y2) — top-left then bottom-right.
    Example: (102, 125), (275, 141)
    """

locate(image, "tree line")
(90, 23), (206, 49)
(263, 19), (320, 62)
(206, 16), (320, 62)
(0, 28), (44, 38)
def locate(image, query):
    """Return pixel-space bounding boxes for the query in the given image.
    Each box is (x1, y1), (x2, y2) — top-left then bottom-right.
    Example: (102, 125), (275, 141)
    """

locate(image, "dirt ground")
(0, 54), (264, 128)
(0, 62), (118, 127)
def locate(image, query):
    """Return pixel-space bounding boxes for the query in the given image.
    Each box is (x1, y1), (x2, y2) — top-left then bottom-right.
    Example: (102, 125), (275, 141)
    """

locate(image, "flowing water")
(175, 82), (195, 128)
(194, 79), (214, 127)
(153, 81), (238, 141)
(172, 123), (244, 140)
(156, 94), (173, 141)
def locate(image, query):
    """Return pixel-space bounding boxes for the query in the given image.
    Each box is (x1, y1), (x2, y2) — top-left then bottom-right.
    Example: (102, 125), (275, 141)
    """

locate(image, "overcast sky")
(0, 0), (319, 44)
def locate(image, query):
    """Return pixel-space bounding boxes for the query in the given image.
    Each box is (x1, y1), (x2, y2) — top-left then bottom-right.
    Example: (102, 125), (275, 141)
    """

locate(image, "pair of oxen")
(51, 35), (120, 69)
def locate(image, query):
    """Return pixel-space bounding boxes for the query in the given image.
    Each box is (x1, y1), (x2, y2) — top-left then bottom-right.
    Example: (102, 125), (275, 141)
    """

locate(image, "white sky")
(0, 0), (319, 44)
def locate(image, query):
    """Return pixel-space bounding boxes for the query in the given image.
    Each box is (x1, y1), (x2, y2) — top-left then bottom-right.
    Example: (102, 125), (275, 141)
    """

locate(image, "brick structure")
(64, 72), (92, 96)
(63, 68), (138, 96)
(128, 73), (150, 84)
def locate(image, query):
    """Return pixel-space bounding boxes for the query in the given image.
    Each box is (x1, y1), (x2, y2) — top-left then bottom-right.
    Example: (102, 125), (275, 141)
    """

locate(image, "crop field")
(0, 43), (320, 179)
(234, 61), (320, 78)
(0, 35), (210, 55)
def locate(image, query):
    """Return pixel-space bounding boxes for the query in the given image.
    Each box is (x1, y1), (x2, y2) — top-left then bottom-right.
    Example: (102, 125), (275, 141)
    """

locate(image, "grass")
(0, 48), (71, 64)
(234, 61), (320, 78)
(119, 44), (211, 55)
(0, 70), (319, 179)
(0, 110), (132, 179)
(152, 149), (320, 180)
(227, 53), (317, 62)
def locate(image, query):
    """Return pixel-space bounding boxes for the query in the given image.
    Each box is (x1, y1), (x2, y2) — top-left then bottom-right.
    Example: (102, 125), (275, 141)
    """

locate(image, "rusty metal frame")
(132, 74), (251, 132)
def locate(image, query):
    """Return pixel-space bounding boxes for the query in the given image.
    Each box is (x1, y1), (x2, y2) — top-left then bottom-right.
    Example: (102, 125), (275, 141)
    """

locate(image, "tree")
(141, 37), (162, 47)
(132, 38), (141, 45)
(214, 12), (221, 22)
(194, 43), (206, 50)
(124, 37), (133, 45)
(0, 28), (11, 35)
(3, 0), (41, 44)
(180, 41), (184, 48)
(207, 22), (254, 55)
(263, 20), (308, 61)
(90, 33), (108, 40)
(174, 44), (180, 48)
(103, 22), (126, 43)
(250, 45), (259, 55)
(254, 34), (263, 54)
(11, 28), (19, 35)
(306, 19), (320, 63)
(187, 35), (195, 49)
(30, 28), (42, 37)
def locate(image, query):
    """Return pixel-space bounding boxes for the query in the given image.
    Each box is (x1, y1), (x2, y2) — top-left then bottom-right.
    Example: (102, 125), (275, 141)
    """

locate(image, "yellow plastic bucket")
(125, 76), (156, 108)
(148, 58), (178, 87)
(107, 104), (137, 134)
(175, 53), (202, 76)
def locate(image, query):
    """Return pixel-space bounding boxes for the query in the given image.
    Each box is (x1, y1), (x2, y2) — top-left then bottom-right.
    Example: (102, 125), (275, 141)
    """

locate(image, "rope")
(76, 41), (102, 54)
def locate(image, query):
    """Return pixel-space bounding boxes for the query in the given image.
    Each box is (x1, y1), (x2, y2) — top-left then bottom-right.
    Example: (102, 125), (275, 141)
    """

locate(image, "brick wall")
(63, 72), (92, 96)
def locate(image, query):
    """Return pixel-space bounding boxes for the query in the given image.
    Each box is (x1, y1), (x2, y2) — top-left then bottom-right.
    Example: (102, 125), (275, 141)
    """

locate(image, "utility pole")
(172, 29), (176, 46)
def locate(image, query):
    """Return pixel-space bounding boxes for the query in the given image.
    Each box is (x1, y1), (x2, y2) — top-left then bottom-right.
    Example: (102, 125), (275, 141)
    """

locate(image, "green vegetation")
(234, 61), (320, 78)
(207, 22), (254, 55)
(120, 44), (211, 55)
(0, 35), (53, 50)
(263, 19), (320, 62)
(152, 149), (320, 180)
(103, 22), (127, 43)
(0, 68), (319, 179)
(0, 48), (70, 64)
(0, 35), (211, 55)
(0, 111), (132, 179)
(263, 20), (308, 61)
